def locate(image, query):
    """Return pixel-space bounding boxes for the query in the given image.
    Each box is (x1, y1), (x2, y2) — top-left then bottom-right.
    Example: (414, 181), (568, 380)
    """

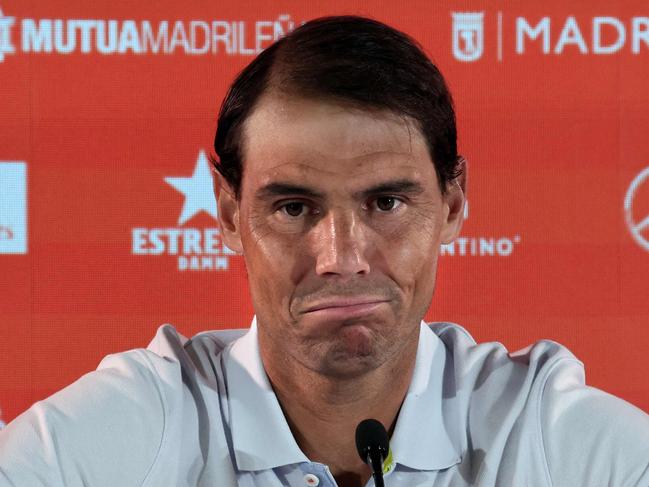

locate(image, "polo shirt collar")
(224, 317), (309, 471)
(224, 317), (461, 472)
(389, 322), (462, 471)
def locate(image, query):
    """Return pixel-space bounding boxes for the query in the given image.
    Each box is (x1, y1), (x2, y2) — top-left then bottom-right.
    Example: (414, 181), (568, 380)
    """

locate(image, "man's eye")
(280, 202), (306, 217)
(374, 196), (402, 212)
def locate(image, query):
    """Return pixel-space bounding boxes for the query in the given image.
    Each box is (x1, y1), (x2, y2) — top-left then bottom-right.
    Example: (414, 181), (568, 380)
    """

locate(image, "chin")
(319, 355), (381, 379)
(339, 323), (375, 354)
(316, 327), (385, 378)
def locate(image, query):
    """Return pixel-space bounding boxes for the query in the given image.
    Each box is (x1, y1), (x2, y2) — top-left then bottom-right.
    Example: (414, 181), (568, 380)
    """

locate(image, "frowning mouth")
(304, 297), (389, 312)
(302, 298), (390, 320)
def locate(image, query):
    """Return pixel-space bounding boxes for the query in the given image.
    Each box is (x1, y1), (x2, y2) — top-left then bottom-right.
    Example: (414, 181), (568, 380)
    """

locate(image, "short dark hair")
(212, 15), (462, 199)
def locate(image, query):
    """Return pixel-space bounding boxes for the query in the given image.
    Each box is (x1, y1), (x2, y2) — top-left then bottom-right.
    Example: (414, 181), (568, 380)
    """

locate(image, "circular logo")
(624, 166), (649, 252)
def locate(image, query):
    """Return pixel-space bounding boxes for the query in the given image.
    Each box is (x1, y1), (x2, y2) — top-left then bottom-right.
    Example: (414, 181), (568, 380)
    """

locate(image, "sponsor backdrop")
(0, 0), (648, 425)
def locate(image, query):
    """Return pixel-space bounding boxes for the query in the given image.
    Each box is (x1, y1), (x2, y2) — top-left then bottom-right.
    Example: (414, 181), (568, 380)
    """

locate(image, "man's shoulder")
(146, 323), (247, 359)
(425, 321), (587, 420)
(425, 321), (582, 437)
(427, 321), (649, 485)
(0, 345), (173, 486)
(0, 324), (244, 486)
(426, 320), (581, 379)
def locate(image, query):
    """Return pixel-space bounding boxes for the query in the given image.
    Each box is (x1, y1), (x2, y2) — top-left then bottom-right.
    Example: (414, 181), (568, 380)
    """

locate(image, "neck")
(259, 328), (419, 487)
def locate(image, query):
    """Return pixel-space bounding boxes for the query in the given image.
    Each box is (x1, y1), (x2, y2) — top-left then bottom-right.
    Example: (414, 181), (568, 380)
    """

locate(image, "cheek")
(241, 221), (306, 315)
(389, 238), (439, 285)
(379, 215), (443, 299)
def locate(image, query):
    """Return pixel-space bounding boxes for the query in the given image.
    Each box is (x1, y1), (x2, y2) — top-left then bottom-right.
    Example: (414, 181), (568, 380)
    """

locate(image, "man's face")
(217, 93), (465, 378)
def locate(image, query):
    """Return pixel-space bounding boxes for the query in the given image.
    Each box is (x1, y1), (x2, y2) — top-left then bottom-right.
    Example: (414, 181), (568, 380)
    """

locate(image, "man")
(1, 15), (648, 487)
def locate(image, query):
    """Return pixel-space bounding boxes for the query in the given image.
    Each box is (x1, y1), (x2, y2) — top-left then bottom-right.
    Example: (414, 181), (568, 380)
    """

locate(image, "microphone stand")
(367, 450), (385, 487)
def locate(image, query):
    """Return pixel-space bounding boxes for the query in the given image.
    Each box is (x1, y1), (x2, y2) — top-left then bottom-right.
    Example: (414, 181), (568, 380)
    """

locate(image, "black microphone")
(355, 419), (389, 487)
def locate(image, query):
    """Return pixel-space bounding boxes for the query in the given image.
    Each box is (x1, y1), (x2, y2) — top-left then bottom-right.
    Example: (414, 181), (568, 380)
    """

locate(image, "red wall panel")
(0, 0), (648, 425)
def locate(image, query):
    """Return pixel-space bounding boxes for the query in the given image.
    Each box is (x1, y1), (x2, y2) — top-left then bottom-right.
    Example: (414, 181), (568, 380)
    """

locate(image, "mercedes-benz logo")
(624, 166), (649, 252)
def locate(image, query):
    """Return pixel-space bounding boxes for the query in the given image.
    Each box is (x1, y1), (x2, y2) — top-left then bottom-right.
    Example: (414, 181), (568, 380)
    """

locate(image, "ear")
(440, 157), (468, 244)
(214, 174), (243, 254)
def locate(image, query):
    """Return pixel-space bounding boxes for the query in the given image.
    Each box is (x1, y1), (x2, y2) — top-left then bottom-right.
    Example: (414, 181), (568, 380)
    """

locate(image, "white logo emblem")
(0, 7), (15, 63)
(131, 150), (233, 271)
(165, 150), (218, 225)
(452, 12), (484, 62)
(624, 166), (649, 252)
(0, 162), (27, 254)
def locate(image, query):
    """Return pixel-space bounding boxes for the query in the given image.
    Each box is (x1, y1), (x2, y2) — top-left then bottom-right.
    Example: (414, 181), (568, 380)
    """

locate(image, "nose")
(312, 209), (370, 276)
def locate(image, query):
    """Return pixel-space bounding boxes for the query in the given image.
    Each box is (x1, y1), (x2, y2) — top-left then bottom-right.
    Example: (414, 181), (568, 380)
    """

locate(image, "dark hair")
(212, 15), (462, 199)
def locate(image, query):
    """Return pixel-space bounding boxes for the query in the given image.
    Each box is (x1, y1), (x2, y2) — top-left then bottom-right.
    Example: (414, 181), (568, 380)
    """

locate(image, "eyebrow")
(255, 179), (425, 200)
(255, 183), (325, 200)
(353, 179), (425, 199)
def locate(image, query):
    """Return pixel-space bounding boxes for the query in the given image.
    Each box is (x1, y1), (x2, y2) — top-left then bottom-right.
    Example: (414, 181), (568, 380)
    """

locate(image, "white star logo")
(165, 151), (218, 226)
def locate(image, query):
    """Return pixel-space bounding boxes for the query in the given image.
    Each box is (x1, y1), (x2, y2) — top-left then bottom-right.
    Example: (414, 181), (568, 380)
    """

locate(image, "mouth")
(302, 298), (389, 321)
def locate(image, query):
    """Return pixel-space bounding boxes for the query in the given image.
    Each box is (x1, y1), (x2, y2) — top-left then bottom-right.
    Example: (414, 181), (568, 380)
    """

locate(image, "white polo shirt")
(0, 319), (648, 486)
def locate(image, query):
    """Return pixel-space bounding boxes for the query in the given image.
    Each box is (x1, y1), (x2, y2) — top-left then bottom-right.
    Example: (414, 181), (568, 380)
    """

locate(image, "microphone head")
(355, 418), (389, 464)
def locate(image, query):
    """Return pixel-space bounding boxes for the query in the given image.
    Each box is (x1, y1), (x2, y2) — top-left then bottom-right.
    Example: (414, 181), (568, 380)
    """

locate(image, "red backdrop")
(1, 0), (648, 426)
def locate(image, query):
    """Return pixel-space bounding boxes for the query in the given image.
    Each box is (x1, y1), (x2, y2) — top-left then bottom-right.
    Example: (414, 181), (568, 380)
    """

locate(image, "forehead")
(240, 94), (438, 192)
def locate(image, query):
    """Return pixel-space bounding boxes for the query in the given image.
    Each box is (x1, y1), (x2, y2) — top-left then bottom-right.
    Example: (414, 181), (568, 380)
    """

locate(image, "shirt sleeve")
(540, 357), (649, 487)
(0, 349), (170, 487)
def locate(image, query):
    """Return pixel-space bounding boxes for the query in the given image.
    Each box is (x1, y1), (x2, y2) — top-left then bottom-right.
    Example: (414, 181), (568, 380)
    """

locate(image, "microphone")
(355, 419), (389, 487)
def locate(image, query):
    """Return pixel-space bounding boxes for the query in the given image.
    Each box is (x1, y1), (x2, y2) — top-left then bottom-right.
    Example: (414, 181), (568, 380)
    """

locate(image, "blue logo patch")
(0, 162), (27, 254)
